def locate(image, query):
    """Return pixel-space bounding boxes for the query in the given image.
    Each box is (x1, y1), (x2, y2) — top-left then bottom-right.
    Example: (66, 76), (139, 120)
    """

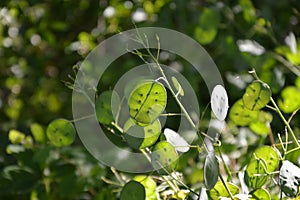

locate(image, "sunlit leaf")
(204, 152), (219, 190)
(151, 141), (178, 174)
(208, 181), (239, 199)
(163, 128), (189, 153)
(171, 76), (184, 96)
(239, 0), (256, 23)
(245, 159), (268, 188)
(278, 86), (300, 113)
(245, 146), (279, 188)
(229, 99), (259, 126)
(211, 85), (229, 121)
(194, 8), (220, 45)
(30, 123), (45, 143)
(46, 119), (76, 147)
(249, 111), (272, 136)
(279, 160), (300, 197)
(8, 129), (25, 144)
(123, 118), (161, 149)
(251, 146), (279, 173)
(133, 175), (157, 200)
(249, 121), (269, 136)
(249, 188), (271, 200)
(128, 81), (167, 125)
(243, 81), (271, 111)
(120, 180), (146, 200)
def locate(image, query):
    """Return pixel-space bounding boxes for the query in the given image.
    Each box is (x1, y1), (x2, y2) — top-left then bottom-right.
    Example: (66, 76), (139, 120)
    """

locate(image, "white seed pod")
(211, 85), (229, 121)
(163, 128), (189, 153)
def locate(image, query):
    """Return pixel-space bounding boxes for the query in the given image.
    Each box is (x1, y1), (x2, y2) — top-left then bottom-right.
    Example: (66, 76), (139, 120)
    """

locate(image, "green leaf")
(278, 86), (300, 113)
(96, 91), (119, 125)
(120, 180), (146, 200)
(251, 146), (279, 173)
(245, 159), (268, 188)
(123, 118), (161, 149)
(249, 188), (271, 200)
(239, 0), (256, 23)
(30, 123), (45, 143)
(208, 181), (239, 199)
(243, 81), (271, 111)
(204, 152), (219, 190)
(249, 111), (273, 136)
(46, 119), (76, 147)
(249, 121), (269, 136)
(8, 129), (25, 144)
(279, 160), (300, 197)
(171, 76), (184, 96)
(0, 166), (38, 194)
(133, 175), (157, 200)
(128, 81), (167, 126)
(194, 8), (220, 45)
(151, 141), (178, 174)
(245, 146), (278, 188)
(229, 99), (259, 126)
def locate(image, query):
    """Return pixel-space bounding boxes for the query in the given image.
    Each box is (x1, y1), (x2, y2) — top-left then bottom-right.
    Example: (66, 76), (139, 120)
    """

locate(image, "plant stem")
(219, 174), (234, 200)
(270, 97), (300, 148)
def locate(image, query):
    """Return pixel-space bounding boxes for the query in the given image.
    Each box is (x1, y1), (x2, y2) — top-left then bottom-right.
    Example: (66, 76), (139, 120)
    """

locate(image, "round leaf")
(171, 76), (184, 96)
(245, 159), (268, 188)
(163, 128), (189, 153)
(151, 141), (178, 174)
(46, 119), (76, 147)
(249, 188), (271, 200)
(96, 91), (119, 125)
(128, 81), (167, 125)
(251, 146), (279, 173)
(120, 180), (146, 200)
(208, 181), (239, 199)
(204, 152), (219, 190)
(211, 85), (229, 121)
(123, 119), (161, 149)
(278, 86), (300, 113)
(229, 99), (259, 126)
(243, 81), (271, 111)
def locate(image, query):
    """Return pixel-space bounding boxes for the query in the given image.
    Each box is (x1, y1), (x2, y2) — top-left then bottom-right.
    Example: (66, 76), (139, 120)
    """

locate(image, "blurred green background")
(0, 0), (299, 199)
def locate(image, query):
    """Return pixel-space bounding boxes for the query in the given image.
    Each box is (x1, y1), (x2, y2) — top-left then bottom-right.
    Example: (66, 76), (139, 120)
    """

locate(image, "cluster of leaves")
(1, 0), (300, 199)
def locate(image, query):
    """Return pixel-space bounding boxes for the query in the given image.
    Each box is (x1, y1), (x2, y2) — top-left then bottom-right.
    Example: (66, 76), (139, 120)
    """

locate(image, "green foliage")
(95, 91), (117, 125)
(120, 181), (146, 200)
(249, 188), (271, 200)
(128, 81), (167, 126)
(242, 81), (271, 111)
(46, 119), (76, 147)
(208, 181), (239, 199)
(194, 8), (220, 45)
(133, 175), (157, 200)
(151, 141), (178, 174)
(229, 99), (259, 126)
(1, 0), (300, 199)
(123, 118), (161, 149)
